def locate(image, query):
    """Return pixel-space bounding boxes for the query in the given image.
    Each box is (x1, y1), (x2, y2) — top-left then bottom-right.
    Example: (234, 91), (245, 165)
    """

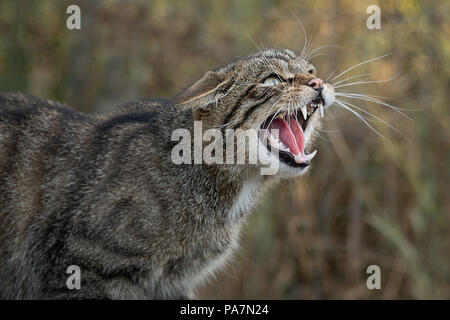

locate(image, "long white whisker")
(336, 92), (394, 101)
(294, 101), (300, 124)
(331, 52), (392, 81)
(261, 97), (282, 125)
(239, 24), (284, 82)
(265, 101), (285, 130)
(335, 93), (414, 119)
(335, 98), (409, 141)
(306, 45), (342, 60)
(256, 87), (271, 99)
(288, 102), (292, 126)
(326, 67), (338, 82)
(303, 25), (319, 60)
(332, 73), (371, 87)
(290, 11), (308, 60)
(334, 100), (392, 144)
(309, 52), (337, 60)
(333, 73), (400, 89)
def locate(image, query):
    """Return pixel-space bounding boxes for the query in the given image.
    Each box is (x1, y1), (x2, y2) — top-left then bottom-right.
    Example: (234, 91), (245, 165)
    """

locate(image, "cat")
(0, 48), (335, 299)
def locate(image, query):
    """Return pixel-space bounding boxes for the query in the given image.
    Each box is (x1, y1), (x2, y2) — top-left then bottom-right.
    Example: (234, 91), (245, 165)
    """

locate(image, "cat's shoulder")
(96, 97), (179, 124)
(111, 97), (174, 113)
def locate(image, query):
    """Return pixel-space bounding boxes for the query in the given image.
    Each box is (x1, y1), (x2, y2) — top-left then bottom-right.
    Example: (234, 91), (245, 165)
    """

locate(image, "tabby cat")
(0, 49), (334, 299)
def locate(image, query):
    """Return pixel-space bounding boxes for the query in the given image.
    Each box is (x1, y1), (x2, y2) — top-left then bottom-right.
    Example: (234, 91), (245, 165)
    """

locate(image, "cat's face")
(178, 49), (335, 177)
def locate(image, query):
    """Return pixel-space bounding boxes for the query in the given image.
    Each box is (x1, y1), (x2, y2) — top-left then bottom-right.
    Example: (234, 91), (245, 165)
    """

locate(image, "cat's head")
(177, 49), (335, 177)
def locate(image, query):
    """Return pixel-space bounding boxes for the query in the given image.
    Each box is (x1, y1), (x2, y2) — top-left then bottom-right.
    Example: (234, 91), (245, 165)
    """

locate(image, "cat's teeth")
(303, 149), (317, 161)
(268, 133), (288, 151)
(277, 112), (286, 119)
(319, 104), (324, 118)
(301, 106), (307, 120)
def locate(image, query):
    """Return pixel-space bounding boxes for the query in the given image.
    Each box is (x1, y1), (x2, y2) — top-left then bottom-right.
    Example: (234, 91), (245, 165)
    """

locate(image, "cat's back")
(0, 93), (92, 156)
(0, 93), (95, 298)
(0, 93), (178, 298)
(0, 93), (93, 204)
(0, 92), (90, 125)
(0, 92), (173, 232)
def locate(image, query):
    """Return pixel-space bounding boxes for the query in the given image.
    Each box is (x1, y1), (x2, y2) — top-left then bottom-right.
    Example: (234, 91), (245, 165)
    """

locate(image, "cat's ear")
(176, 70), (234, 114)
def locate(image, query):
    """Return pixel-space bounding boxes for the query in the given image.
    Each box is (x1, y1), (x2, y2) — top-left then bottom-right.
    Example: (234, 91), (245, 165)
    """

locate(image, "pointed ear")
(176, 70), (233, 112)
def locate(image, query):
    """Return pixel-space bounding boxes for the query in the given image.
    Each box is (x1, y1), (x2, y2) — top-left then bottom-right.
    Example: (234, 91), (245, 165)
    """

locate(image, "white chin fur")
(322, 83), (335, 108)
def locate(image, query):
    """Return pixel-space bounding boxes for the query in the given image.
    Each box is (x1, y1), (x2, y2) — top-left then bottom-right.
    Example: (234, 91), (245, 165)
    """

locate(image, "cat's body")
(0, 49), (335, 299)
(0, 94), (256, 299)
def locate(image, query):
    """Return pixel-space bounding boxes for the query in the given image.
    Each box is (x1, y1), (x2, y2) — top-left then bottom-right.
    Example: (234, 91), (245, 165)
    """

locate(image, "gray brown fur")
(0, 49), (333, 299)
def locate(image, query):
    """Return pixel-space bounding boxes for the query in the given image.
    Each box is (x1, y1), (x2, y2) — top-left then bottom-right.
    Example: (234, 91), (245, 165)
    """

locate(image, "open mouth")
(261, 97), (324, 168)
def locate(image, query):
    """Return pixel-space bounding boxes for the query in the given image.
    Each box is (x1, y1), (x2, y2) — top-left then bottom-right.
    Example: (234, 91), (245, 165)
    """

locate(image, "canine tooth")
(319, 104), (324, 118)
(301, 106), (307, 120)
(303, 149), (317, 161)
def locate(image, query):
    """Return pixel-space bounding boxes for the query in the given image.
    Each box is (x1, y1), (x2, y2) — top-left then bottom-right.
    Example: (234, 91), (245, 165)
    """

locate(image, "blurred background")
(0, 0), (448, 299)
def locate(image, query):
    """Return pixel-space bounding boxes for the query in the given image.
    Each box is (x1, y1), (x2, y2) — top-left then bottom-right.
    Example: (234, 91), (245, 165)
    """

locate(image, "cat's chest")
(180, 177), (264, 284)
(228, 177), (263, 222)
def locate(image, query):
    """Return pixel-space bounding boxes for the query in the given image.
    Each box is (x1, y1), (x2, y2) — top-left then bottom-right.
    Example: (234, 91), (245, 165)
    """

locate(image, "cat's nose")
(307, 78), (324, 92)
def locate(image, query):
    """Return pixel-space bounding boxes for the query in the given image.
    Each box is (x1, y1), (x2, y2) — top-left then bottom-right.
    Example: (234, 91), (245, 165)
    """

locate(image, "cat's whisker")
(331, 73), (371, 87)
(317, 128), (342, 133)
(330, 52), (392, 81)
(303, 34), (316, 61)
(336, 92), (397, 103)
(309, 52), (337, 60)
(264, 100), (285, 131)
(256, 87), (271, 100)
(239, 24), (284, 81)
(303, 24), (320, 60)
(261, 58), (284, 83)
(336, 92), (419, 110)
(294, 101), (300, 124)
(290, 11), (318, 62)
(333, 100), (392, 144)
(261, 98), (283, 127)
(335, 98), (409, 141)
(335, 92), (415, 119)
(225, 99), (284, 158)
(306, 45), (342, 61)
(290, 11), (309, 60)
(333, 73), (400, 89)
(255, 41), (286, 82)
(326, 67), (338, 82)
(288, 102), (295, 126)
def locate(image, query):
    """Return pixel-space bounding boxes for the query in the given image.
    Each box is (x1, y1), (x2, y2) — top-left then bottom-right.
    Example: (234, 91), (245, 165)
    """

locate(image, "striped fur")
(0, 49), (330, 299)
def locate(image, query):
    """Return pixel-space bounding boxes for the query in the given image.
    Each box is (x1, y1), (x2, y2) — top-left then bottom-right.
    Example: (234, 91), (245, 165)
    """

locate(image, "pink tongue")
(268, 116), (305, 155)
